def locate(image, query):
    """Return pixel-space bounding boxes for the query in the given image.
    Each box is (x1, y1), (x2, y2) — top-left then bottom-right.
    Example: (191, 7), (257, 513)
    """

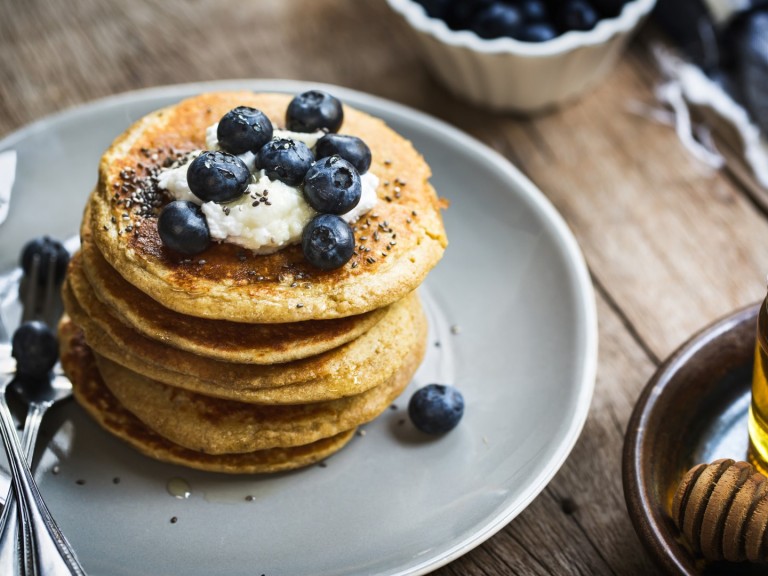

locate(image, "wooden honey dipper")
(672, 459), (768, 563)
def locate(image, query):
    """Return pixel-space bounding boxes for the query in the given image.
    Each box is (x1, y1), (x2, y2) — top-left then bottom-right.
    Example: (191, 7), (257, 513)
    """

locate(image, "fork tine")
(20, 253), (40, 324)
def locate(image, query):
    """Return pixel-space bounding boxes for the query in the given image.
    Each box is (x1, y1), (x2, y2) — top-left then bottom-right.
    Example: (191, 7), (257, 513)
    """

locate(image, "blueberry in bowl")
(415, 0), (629, 39)
(555, 0), (601, 33)
(470, 3), (524, 39)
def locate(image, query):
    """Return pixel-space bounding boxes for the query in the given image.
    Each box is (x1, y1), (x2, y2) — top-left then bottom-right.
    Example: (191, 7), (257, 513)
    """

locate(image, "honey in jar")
(749, 296), (768, 475)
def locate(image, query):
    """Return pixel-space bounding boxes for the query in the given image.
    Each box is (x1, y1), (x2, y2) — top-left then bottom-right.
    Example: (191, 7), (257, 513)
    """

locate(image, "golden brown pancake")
(89, 91), (447, 323)
(59, 319), (356, 474)
(63, 280), (427, 404)
(75, 240), (387, 364)
(91, 327), (422, 453)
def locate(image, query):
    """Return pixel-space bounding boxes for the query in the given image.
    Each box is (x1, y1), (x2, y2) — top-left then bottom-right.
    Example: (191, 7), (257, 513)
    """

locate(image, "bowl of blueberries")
(386, 0), (656, 112)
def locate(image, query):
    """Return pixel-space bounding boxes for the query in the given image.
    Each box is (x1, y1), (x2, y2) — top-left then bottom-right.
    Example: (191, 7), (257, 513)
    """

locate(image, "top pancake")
(78, 234), (387, 365)
(89, 91), (447, 323)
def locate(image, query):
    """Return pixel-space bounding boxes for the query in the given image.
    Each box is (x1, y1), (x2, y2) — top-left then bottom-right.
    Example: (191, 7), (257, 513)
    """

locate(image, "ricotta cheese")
(157, 124), (378, 253)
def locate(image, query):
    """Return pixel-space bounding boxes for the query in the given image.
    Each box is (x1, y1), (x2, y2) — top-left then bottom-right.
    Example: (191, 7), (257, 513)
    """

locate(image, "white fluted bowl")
(386, 0), (656, 113)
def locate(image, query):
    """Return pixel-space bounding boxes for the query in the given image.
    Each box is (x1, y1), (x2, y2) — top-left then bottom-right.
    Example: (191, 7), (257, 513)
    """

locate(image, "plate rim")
(0, 79), (598, 575)
(622, 301), (759, 575)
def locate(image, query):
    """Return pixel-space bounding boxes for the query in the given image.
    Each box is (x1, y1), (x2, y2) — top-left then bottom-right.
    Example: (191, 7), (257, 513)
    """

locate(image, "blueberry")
(157, 200), (211, 256)
(590, 0), (627, 18)
(216, 106), (273, 155)
(257, 138), (314, 186)
(187, 151), (250, 203)
(516, 22), (559, 42)
(414, 0), (452, 19)
(519, 0), (548, 22)
(556, 0), (600, 32)
(12, 321), (58, 378)
(444, 0), (493, 30)
(470, 3), (524, 39)
(301, 214), (355, 270)
(20, 237), (69, 285)
(303, 156), (362, 215)
(286, 91), (344, 133)
(315, 134), (372, 174)
(408, 384), (465, 435)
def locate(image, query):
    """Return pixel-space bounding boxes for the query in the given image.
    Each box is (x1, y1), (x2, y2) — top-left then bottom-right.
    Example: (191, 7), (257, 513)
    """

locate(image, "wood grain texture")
(2, 0), (766, 573)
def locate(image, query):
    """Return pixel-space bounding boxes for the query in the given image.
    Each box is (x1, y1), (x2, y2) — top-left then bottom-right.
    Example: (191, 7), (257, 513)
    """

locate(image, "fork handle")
(0, 392), (86, 575)
(0, 403), (45, 575)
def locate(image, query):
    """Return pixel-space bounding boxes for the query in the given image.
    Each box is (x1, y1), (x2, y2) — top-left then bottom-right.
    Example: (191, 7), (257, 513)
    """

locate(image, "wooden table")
(3, 0), (766, 573)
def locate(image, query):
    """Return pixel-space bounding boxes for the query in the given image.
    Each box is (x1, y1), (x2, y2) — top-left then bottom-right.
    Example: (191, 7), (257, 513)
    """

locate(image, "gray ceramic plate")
(0, 80), (596, 576)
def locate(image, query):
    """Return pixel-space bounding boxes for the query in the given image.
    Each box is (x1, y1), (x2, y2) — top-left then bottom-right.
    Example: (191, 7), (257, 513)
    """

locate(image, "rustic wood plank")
(0, 0), (425, 135)
(540, 42), (768, 359)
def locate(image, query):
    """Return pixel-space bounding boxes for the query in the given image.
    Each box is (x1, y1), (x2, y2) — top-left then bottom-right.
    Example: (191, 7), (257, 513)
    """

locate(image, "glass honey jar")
(749, 295), (768, 475)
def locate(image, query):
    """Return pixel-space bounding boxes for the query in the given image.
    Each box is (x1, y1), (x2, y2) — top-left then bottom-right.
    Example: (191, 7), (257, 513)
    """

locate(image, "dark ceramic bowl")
(623, 302), (768, 575)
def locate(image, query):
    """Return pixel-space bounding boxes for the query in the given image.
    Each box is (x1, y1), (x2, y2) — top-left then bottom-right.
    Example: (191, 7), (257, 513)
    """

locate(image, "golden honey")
(749, 297), (768, 475)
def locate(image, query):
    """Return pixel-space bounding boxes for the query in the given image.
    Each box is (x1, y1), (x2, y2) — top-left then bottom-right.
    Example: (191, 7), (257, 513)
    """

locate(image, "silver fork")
(0, 254), (85, 575)
(0, 251), (48, 543)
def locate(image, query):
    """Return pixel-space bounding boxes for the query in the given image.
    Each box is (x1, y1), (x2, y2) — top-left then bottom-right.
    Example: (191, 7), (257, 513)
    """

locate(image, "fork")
(0, 253), (85, 575)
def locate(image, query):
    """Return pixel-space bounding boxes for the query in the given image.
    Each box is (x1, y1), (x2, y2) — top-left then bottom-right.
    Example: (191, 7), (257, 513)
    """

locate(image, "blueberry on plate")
(517, 22), (559, 42)
(257, 138), (314, 186)
(303, 156), (362, 215)
(12, 321), (58, 378)
(187, 151), (250, 203)
(157, 200), (211, 256)
(216, 106), (273, 155)
(556, 0), (600, 32)
(286, 90), (344, 133)
(470, 2), (524, 39)
(408, 384), (465, 435)
(301, 214), (355, 270)
(315, 134), (372, 174)
(20, 236), (69, 285)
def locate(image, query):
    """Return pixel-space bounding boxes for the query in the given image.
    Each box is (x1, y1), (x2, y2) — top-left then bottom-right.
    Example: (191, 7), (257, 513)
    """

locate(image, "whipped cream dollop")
(157, 124), (378, 253)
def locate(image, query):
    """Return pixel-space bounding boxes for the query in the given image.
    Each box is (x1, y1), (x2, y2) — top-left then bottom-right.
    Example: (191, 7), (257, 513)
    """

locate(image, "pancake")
(76, 239), (387, 364)
(89, 91), (447, 323)
(59, 319), (355, 474)
(63, 280), (427, 404)
(91, 325), (422, 453)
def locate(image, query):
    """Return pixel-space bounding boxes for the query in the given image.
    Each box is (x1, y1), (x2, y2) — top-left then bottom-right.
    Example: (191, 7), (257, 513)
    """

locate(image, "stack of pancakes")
(59, 92), (447, 474)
